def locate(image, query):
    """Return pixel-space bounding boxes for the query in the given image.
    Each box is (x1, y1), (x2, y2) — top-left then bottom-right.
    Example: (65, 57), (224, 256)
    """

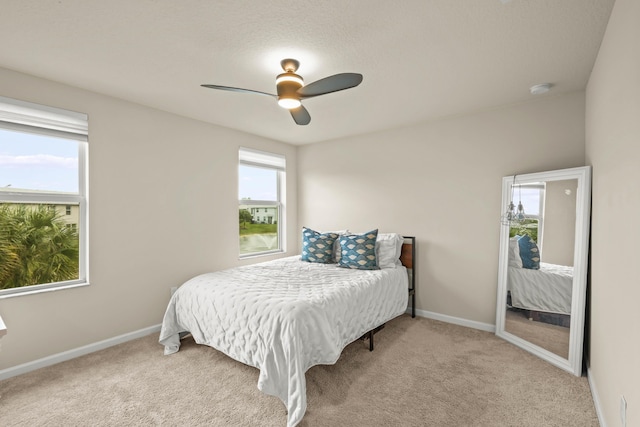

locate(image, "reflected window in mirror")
(509, 183), (544, 249)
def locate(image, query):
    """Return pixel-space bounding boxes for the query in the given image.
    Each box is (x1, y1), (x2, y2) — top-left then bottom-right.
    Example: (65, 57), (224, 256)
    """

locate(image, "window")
(238, 147), (285, 257)
(509, 183), (545, 248)
(0, 96), (88, 297)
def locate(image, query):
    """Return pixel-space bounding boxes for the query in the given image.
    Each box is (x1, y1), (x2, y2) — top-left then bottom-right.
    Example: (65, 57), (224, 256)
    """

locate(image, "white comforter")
(508, 262), (573, 315)
(159, 256), (408, 427)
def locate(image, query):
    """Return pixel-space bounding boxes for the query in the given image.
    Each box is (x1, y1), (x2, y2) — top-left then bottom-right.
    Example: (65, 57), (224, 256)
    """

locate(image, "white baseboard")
(587, 363), (606, 427)
(406, 307), (496, 333)
(0, 324), (162, 381)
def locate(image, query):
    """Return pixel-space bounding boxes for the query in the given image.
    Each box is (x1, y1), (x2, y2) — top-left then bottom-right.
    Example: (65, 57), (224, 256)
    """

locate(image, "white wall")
(298, 92), (586, 325)
(542, 179), (577, 266)
(586, 0), (640, 424)
(0, 67), (298, 369)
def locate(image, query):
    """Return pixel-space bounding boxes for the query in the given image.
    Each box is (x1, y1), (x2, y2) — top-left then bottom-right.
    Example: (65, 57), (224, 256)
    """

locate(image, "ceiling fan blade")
(297, 73), (363, 98)
(201, 84), (276, 98)
(290, 105), (311, 125)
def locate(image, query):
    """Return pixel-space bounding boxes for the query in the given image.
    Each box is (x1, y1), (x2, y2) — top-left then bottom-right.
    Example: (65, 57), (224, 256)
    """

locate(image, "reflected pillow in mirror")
(518, 235), (540, 270)
(509, 236), (523, 268)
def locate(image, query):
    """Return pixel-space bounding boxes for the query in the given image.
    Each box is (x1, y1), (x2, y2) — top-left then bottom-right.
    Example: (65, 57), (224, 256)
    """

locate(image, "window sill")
(0, 281), (89, 300)
(239, 249), (285, 260)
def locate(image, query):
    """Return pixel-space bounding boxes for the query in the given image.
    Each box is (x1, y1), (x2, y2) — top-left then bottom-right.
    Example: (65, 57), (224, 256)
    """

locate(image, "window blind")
(239, 147), (285, 171)
(0, 96), (88, 142)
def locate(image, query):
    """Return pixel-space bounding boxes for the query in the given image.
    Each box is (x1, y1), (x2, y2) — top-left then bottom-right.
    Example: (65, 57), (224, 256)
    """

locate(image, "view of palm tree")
(0, 204), (79, 290)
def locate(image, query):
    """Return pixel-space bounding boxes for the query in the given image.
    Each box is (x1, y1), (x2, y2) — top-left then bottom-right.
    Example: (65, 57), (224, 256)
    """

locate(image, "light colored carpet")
(0, 315), (598, 426)
(505, 309), (571, 358)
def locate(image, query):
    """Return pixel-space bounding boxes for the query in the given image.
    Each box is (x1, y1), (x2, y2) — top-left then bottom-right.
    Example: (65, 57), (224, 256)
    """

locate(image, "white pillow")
(376, 233), (404, 269)
(509, 236), (523, 268)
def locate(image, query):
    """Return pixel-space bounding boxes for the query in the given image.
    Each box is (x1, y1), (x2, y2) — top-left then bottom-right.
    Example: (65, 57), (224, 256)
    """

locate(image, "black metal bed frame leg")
(361, 324), (386, 351)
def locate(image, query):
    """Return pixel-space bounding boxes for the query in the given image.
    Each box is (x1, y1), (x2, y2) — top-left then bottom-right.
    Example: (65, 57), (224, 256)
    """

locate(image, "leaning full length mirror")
(496, 166), (591, 376)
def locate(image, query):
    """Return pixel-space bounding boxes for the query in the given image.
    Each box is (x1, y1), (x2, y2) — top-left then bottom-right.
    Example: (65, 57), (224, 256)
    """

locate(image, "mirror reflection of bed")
(503, 179), (577, 360)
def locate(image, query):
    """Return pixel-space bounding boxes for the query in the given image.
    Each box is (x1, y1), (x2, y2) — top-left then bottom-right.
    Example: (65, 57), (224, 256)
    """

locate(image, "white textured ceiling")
(0, 0), (615, 145)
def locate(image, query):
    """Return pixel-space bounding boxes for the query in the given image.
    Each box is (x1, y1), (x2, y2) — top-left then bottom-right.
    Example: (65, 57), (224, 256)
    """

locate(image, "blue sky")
(516, 187), (541, 215)
(0, 129), (79, 193)
(239, 165), (277, 201)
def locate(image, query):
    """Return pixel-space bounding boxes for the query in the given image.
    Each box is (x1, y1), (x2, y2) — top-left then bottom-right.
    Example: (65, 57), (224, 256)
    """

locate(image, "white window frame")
(238, 147), (285, 258)
(0, 96), (89, 298)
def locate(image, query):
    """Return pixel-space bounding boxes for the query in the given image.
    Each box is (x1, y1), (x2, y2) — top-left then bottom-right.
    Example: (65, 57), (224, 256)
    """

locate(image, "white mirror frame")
(495, 166), (591, 376)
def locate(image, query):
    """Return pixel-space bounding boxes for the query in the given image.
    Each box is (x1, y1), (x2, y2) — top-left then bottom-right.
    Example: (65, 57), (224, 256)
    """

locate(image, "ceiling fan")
(201, 59), (363, 125)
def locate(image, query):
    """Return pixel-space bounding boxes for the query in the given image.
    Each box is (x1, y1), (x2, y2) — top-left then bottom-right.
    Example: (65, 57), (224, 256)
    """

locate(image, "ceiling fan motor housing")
(276, 72), (304, 109)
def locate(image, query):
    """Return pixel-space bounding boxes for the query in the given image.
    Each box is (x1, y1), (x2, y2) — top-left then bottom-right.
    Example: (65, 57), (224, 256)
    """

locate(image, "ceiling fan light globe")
(276, 73), (304, 86)
(278, 98), (302, 109)
(276, 72), (303, 110)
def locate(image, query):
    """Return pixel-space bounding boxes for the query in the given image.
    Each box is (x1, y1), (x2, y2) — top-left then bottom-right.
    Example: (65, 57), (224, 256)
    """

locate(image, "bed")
(506, 234), (573, 320)
(159, 233), (415, 427)
(508, 263), (573, 316)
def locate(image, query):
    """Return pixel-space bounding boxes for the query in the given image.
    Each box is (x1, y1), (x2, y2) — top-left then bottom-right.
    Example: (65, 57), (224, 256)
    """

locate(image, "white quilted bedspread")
(159, 256), (408, 427)
(508, 262), (573, 314)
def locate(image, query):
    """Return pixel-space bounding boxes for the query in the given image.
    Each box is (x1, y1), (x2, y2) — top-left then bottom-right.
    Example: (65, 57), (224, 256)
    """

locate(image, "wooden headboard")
(400, 239), (414, 269)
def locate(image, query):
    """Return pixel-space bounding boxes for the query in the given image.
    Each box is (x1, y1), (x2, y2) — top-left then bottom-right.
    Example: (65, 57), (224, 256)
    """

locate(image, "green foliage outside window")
(0, 204), (79, 290)
(239, 208), (253, 230)
(509, 218), (539, 243)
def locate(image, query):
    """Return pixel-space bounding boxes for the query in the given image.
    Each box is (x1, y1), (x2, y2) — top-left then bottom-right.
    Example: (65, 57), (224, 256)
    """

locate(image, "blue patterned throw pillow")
(338, 229), (379, 270)
(518, 234), (540, 270)
(301, 227), (338, 264)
